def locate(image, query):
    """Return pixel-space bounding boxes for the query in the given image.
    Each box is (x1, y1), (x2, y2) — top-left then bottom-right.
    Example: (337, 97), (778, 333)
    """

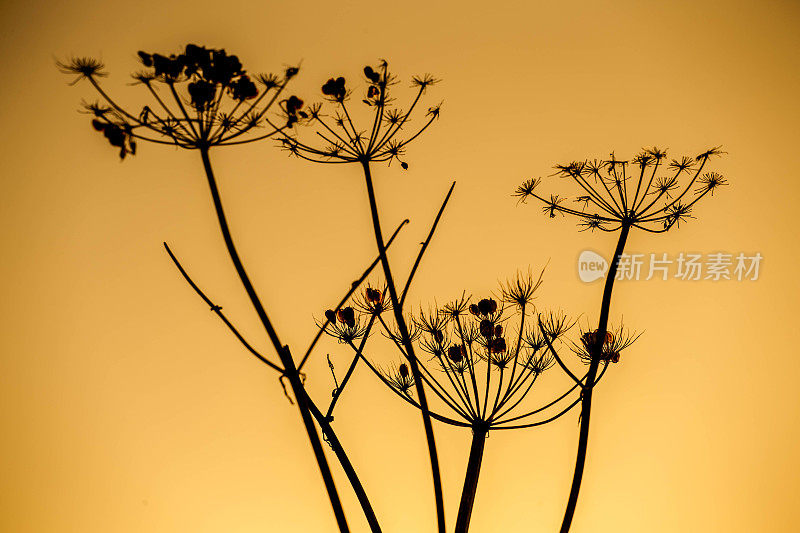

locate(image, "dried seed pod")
(478, 298), (497, 315)
(491, 337), (507, 354)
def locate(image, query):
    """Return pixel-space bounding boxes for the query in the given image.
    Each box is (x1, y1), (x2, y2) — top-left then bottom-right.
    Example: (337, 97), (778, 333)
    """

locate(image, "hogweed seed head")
(60, 44), (300, 157)
(517, 147), (727, 234)
(342, 273), (618, 430)
(278, 60), (441, 169)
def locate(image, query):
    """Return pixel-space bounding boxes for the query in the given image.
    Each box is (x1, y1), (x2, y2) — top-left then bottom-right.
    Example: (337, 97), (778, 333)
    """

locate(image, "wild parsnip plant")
(281, 60), (451, 533)
(515, 147), (727, 533)
(324, 269), (638, 533)
(61, 45), (728, 533)
(58, 44), (393, 533)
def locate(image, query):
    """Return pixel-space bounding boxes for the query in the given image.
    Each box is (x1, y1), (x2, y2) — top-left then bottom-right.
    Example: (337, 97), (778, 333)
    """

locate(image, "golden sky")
(2, 0), (799, 531)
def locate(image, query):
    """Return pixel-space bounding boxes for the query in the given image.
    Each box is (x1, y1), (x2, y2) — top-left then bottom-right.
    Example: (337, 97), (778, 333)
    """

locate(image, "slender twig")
(326, 314), (378, 418)
(298, 219), (408, 371)
(199, 146), (349, 532)
(361, 159), (446, 533)
(163, 242), (283, 373)
(164, 239), (382, 532)
(539, 318), (583, 388)
(306, 397), (383, 533)
(400, 181), (456, 306)
(559, 222), (630, 533)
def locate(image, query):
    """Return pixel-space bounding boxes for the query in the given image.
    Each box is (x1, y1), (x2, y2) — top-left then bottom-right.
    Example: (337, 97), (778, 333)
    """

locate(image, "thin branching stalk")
(298, 220), (408, 372)
(163, 241), (385, 532)
(516, 147), (726, 531)
(361, 159), (447, 533)
(278, 61), (445, 530)
(559, 222), (629, 533)
(306, 398), (383, 533)
(199, 146), (349, 532)
(401, 182), (456, 304)
(163, 242), (282, 372)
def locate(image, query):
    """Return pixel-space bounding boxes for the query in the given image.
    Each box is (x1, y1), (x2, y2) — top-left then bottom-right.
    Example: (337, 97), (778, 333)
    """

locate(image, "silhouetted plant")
(282, 60), (450, 533)
(58, 45), (387, 533)
(324, 269), (637, 532)
(58, 47), (301, 155)
(60, 44), (728, 533)
(515, 146), (727, 532)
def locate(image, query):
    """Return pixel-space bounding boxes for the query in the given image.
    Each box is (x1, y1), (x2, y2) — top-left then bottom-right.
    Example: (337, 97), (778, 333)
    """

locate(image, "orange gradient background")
(2, 0), (799, 531)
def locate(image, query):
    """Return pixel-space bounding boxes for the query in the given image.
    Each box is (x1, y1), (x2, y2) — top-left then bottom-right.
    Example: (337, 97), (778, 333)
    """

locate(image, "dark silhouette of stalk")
(60, 47), (363, 530)
(454, 425), (488, 533)
(306, 398), (383, 533)
(279, 60), (445, 531)
(400, 182), (456, 305)
(559, 222), (630, 533)
(164, 241), (393, 533)
(163, 242), (282, 372)
(298, 220), (409, 372)
(346, 268), (614, 532)
(326, 314), (378, 419)
(517, 147), (726, 531)
(361, 159), (446, 533)
(199, 145), (349, 532)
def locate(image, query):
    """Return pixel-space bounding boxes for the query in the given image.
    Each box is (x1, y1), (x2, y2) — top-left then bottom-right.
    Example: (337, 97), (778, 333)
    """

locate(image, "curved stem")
(454, 426), (488, 533)
(559, 222), (630, 533)
(360, 160), (446, 533)
(199, 147), (349, 532)
(163, 242), (282, 373)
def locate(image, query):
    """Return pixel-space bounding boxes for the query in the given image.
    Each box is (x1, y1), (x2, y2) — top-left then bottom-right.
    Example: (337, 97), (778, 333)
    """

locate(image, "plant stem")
(454, 426), (488, 533)
(199, 147), (349, 533)
(559, 222), (630, 533)
(361, 160), (446, 533)
(306, 398), (383, 533)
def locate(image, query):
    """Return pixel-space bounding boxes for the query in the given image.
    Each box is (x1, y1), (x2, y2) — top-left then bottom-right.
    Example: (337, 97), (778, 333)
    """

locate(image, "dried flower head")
(278, 60), (441, 168)
(57, 57), (107, 85)
(499, 267), (546, 308)
(516, 147), (728, 233)
(354, 285), (392, 315)
(320, 306), (369, 343)
(60, 44), (301, 157)
(572, 323), (641, 365)
(342, 274), (610, 431)
(383, 362), (415, 395)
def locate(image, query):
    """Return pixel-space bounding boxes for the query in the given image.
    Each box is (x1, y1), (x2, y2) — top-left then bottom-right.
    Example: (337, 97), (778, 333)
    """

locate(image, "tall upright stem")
(454, 426), (488, 533)
(559, 222), (630, 533)
(361, 160), (446, 533)
(199, 147), (349, 533)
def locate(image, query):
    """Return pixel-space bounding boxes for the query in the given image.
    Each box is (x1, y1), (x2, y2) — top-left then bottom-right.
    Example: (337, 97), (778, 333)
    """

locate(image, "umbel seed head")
(60, 44), (302, 157)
